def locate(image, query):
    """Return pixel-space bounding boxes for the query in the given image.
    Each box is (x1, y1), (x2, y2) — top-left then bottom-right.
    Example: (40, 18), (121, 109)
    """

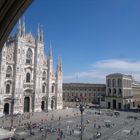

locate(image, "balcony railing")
(5, 77), (13, 81)
(106, 94), (123, 98)
(3, 94), (12, 99)
(23, 82), (34, 89)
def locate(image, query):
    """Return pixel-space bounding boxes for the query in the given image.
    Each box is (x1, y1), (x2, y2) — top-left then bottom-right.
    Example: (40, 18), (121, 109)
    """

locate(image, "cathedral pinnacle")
(21, 17), (25, 37)
(37, 24), (40, 41)
(17, 19), (21, 37)
(57, 56), (62, 72)
(37, 24), (43, 42)
(59, 56), (62, 72)
(41, 24), (43, 42)
(56, 56), (62, 74)
(49, 41), (52, 59)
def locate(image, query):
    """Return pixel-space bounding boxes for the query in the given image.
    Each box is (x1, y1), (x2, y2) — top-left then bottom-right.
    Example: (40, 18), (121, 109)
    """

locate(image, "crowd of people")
(0, 109), (140, 140)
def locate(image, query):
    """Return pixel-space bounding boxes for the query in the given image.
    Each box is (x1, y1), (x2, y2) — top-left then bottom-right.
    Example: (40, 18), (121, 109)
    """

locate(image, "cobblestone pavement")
(1, 108), (140, 140)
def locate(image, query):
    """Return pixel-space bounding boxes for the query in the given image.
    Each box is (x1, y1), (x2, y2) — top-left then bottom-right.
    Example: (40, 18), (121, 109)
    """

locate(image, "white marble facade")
(0, 19), (63, 115)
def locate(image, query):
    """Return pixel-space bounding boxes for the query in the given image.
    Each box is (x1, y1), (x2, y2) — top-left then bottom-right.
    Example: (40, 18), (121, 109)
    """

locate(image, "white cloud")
(63, 59), (140, 83)
(94, 59), (140, 72)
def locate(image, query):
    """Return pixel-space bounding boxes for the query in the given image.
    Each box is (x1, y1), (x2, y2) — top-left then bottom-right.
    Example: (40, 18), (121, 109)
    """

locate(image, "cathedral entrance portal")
(41, 101), (45, 110)
(4, 103), (9, 115)
(24, 97), (30, 112)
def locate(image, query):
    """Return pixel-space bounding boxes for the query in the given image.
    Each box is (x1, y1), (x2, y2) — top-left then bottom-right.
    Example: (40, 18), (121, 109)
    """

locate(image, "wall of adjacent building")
(63, 83), (106, 108)
(131, 86), (140, 109)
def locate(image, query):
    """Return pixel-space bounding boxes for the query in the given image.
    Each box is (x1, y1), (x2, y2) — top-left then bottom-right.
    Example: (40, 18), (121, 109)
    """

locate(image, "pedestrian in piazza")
(94, 123), (96, 128)
(137, 131), (139, 136)
(70, 130), (72, 136)
(44, 128), (47, 138)
(41, 133), (44, 139)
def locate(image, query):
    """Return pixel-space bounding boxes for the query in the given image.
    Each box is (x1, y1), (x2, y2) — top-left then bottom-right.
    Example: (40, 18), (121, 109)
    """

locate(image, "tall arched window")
(107, 79), (111, 87)
(112, 79), (116, 87)
(6, 84), (10, 94)
(42, 85), (46, 93)
(6, 66), (12, 78)
(42, 71), (46, 80)
(26, 48), (33, 64)
(113, 88), (116, 96)
(118, 89), (122, 96)
(52, 85), (55, 93)
(108, 88), (111, 96)
(26, 73), (30, 82)
(118, 79), (122, 87)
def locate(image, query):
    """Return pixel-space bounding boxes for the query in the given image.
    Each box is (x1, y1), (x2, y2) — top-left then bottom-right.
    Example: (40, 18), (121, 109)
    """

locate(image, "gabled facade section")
(0, 19), (63, 115)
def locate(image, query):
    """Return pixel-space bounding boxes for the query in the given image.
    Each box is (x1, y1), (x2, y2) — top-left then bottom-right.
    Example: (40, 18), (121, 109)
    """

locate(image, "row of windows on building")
(4, 48), (34, 65)
(63, 92), (103, 97)
(123, 89), (131, 97)
(5, 47), (46, 80)
(123, 80), (131, 88)
(64, 97), (99, 102)
(107, 79), (122, 87)
(107, 88), (131, 98)
(6, 65), (47, 82)
(107, 78), (132, 88)
(5, 83), (55, 94)
(63, 94), (105, 103)
(107, 88), (122, 97)
(63, 88), (105, 92)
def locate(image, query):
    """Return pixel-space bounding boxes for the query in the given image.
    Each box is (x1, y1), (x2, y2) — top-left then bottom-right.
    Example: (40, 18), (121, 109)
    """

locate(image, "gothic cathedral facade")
(0, 19), (63, 115)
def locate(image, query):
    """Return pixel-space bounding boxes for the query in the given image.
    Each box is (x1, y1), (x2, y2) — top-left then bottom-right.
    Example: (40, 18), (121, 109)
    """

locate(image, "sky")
(12, 0), (140, 83)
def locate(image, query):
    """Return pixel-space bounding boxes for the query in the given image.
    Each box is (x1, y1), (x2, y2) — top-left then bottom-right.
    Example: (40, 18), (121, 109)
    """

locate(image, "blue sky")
(12, 0), (140, 83)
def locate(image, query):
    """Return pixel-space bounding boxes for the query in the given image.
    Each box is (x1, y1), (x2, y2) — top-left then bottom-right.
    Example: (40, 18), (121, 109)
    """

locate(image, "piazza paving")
(0, 108), (140, 140)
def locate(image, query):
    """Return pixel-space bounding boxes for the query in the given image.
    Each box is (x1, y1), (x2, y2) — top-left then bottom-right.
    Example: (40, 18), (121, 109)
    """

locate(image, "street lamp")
(10, 98), (14, 131)
(78, 96), (85, 140)
(32, 92), (35, 113)
(79, 104), (84, 140)
(58, 116), (61, 136)
(8, 97), (18, 131)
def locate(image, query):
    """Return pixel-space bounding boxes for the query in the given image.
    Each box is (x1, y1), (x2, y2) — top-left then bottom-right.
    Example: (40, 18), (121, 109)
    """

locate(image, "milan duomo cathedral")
(0, 19), (63, 115)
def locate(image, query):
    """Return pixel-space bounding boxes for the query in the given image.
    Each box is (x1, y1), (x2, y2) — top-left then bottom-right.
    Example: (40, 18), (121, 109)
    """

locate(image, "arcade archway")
(3, 103), (10, 115)
(41, 101), (45, 110)
(24, 97), (30, 112)
(51, 99), (54, 109)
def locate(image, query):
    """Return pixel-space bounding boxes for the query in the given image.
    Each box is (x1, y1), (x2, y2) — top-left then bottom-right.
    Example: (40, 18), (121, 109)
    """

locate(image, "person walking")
(137, 131), (139, 136)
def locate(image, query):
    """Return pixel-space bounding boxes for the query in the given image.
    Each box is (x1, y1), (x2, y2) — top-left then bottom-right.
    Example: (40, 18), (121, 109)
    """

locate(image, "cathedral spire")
(17, 19), (21, 37)
(41, 24), (43, 42)
(55, 54), (63, 110)
(37, 24), (40, 41)
(57, 55), (62, 73)
(56, 57), (59, 72)
(49, 41), (52, 59)
(59, 55), (62, 72)
(37, 24), (43, 42)
(47, 41), (53, 81)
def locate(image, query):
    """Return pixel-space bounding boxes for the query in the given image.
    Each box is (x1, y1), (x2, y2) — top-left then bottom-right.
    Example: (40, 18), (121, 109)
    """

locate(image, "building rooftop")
(106, 73), (132, 78)
(132, 81), (140, 88)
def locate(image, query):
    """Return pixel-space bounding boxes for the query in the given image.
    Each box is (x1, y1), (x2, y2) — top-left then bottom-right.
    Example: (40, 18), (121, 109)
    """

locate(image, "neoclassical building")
(106, 73), (140, 110)
(0, 19), (63, 115)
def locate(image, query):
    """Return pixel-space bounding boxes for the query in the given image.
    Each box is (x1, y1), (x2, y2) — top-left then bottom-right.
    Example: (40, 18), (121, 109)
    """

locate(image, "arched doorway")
(51, 99), (54, 109)
(4, 103), (9, 115)
(24, 97), (30, 112)
(41, 101), (45, 110)
(113, 99), (116, 109)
